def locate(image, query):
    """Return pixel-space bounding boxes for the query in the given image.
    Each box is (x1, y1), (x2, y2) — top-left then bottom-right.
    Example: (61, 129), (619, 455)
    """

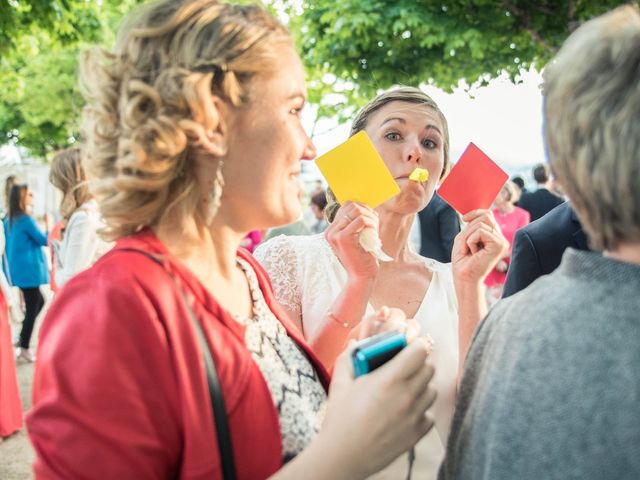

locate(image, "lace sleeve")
(254, 235), (302, 317)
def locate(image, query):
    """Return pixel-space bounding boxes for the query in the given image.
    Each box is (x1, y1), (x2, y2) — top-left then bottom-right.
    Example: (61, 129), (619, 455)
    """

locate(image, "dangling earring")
(205, 158), (225, 224)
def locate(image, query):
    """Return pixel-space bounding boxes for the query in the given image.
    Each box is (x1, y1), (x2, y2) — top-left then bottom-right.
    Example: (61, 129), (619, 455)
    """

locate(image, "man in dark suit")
(502, 202), (590, 297)
(517, 164), (565, 221)
(418, 193), (460, 263)
(511, 175), (528, 207)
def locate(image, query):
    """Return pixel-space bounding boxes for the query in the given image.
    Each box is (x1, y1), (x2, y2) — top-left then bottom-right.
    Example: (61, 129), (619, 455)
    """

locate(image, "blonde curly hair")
(80, 0), (290, 240)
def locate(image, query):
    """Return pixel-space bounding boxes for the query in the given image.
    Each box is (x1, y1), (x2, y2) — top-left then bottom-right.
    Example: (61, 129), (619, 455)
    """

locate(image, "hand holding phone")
(351, 331), (407, 377)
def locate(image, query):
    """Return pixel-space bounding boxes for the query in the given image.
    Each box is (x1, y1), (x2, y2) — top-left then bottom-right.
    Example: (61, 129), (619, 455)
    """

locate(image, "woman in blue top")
(4, 184), (49, 362)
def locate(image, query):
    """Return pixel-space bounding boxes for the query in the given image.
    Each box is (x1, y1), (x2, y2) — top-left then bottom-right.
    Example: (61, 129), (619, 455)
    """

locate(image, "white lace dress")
(255, 233), (459, 480)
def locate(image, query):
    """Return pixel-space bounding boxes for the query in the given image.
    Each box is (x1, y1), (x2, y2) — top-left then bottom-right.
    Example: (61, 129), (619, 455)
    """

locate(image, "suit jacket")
(418, 193), (461, 263)
(517, 187), (565, 222)
(502, 202), (590, 298)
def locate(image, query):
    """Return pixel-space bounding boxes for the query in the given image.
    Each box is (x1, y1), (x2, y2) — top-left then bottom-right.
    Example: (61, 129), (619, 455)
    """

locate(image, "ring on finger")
(344, 213), (353, 222)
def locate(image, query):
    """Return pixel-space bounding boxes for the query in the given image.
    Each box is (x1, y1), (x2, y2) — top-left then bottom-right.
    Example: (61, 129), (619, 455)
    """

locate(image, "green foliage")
(0, 0), (103, 58)
(292, 0), (634, 122)
(1, 0), (636, 157)
(0, 0), (143, 160)
(0, 46), (80, 157)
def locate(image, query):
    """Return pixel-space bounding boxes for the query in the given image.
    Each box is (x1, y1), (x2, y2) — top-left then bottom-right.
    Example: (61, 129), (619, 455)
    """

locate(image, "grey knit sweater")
(440, 249), (640, 480)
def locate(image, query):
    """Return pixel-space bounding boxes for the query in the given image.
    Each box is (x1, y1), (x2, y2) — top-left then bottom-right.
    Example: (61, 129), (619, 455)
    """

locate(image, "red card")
(438, 143), (508, 215)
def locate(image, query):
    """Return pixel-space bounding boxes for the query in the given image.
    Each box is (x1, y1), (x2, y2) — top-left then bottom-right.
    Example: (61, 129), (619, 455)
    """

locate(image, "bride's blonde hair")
(80, 0), (290, 240)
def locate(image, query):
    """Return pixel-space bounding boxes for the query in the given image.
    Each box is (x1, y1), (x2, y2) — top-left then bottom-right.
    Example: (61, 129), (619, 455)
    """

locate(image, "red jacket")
(27, 230), (330, 479)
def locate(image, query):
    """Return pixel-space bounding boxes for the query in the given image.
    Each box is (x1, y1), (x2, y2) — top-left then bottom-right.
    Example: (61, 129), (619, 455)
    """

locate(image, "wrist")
(309, 430), (366, 480)
(345, 275), (376, 292)
(454, 279), (484, 301)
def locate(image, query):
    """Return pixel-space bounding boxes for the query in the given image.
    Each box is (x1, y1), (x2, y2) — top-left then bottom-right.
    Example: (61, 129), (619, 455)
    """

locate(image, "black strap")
(117, 248), (236, 480)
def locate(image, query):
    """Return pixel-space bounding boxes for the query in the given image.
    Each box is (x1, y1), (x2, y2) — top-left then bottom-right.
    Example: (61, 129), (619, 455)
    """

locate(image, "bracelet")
(327, 311), (357, 329)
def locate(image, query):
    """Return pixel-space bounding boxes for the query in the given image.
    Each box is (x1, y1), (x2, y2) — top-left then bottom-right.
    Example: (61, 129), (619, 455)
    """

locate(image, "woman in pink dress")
(485, 181), (531, 303)
(240, 230), (262, 253)
(0, 286), (22, 439)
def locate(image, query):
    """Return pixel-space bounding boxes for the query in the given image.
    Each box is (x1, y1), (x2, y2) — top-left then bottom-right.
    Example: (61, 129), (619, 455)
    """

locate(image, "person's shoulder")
(420, 255), (451, 271)
(66, 210), (90, 230)
(520, 202), (572, 239)
(513, 205), (530, 220)
(514, 205), (528, 215)
(13, 214), (31, 226)
(256, 233), (325, 259)
(66, 247), (165, 294)
(419, 255), (454, 287)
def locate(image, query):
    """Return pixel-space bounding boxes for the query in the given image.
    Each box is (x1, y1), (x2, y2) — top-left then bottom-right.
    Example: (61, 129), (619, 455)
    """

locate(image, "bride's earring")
(205, 158), (225, 224)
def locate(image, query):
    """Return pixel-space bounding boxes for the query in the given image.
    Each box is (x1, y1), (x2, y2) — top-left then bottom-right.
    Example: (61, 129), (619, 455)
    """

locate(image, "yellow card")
(315, 131), (400, 207)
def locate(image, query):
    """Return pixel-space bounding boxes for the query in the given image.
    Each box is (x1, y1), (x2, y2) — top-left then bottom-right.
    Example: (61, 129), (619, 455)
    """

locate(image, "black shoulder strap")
(117, 248), (236, 480)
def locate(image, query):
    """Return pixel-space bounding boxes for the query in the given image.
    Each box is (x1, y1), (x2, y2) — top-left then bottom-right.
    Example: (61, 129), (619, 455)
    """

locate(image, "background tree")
(293, 0), (635, 121)
(0, 0), (142, 159)
(1, 0), (636, 158)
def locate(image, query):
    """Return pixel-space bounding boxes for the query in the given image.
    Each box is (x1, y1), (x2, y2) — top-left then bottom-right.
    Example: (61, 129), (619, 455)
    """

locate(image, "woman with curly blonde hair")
(27, 1), (439, 478)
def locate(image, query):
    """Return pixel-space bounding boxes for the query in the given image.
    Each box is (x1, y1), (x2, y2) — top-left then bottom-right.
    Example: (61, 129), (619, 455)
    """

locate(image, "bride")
(255, 86), (507, 480)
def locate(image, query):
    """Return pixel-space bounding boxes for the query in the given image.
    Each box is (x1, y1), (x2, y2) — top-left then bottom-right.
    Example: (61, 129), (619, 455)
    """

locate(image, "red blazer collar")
(113, 229), (331, 389)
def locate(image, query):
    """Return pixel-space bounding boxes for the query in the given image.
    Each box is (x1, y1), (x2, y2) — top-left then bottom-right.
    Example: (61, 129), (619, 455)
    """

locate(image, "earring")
(205, 158), (225, 224)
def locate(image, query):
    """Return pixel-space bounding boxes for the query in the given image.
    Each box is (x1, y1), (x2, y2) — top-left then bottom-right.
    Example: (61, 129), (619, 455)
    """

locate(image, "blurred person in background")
(0, 177), (22, 437)
(418, 192), (460, 263)
(0, 282), (22, 440)
(510, 175), (527, 207)
(484, 181), (530, 304)
(517, 163), (564, 221)
(4, 184), (50, 362)
(48, 147), (111, 288)
(1, 175), (20, 321)
(502, 201), (590, 298)
(27, 1), (439, 478)
(2, 175), (17, 217)
(309, 190), (328, 234)
(240, 230), (262, 253)
(2, 175), (17, 277)
(440, 6), (640, 479)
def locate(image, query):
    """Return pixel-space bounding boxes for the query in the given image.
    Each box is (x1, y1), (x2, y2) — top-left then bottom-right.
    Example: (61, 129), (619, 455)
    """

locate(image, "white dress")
(54, 200), (112, 288)
(254, 234), (459, 480)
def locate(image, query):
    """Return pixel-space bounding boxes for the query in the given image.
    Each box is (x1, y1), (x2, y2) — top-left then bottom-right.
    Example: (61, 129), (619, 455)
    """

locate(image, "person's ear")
(200, 94), (228, 156)
(182, 73), (229, 157)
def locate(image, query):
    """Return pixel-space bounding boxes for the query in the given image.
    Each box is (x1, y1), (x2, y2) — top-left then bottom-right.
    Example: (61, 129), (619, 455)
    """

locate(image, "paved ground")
(0, 290), (51, 480)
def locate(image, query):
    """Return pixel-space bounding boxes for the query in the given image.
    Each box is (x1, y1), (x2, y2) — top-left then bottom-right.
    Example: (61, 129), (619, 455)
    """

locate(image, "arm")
(55, 213), (97, 287)
(501, 229), (541, 298)
(451, 210), (509, 374)
(24, 216), (48, 246)
(254, 233), (374, 369)
(302, 202), (380, 369)
(305, 277), (373, 369)
(254, 236), (305, 333)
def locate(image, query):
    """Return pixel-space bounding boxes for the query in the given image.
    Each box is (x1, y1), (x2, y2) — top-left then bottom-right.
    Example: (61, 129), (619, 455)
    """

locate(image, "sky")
(302, 67), (547, 187)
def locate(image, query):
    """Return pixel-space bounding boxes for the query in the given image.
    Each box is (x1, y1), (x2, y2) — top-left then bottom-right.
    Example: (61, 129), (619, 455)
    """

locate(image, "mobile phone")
(351, 331), (407, 377)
